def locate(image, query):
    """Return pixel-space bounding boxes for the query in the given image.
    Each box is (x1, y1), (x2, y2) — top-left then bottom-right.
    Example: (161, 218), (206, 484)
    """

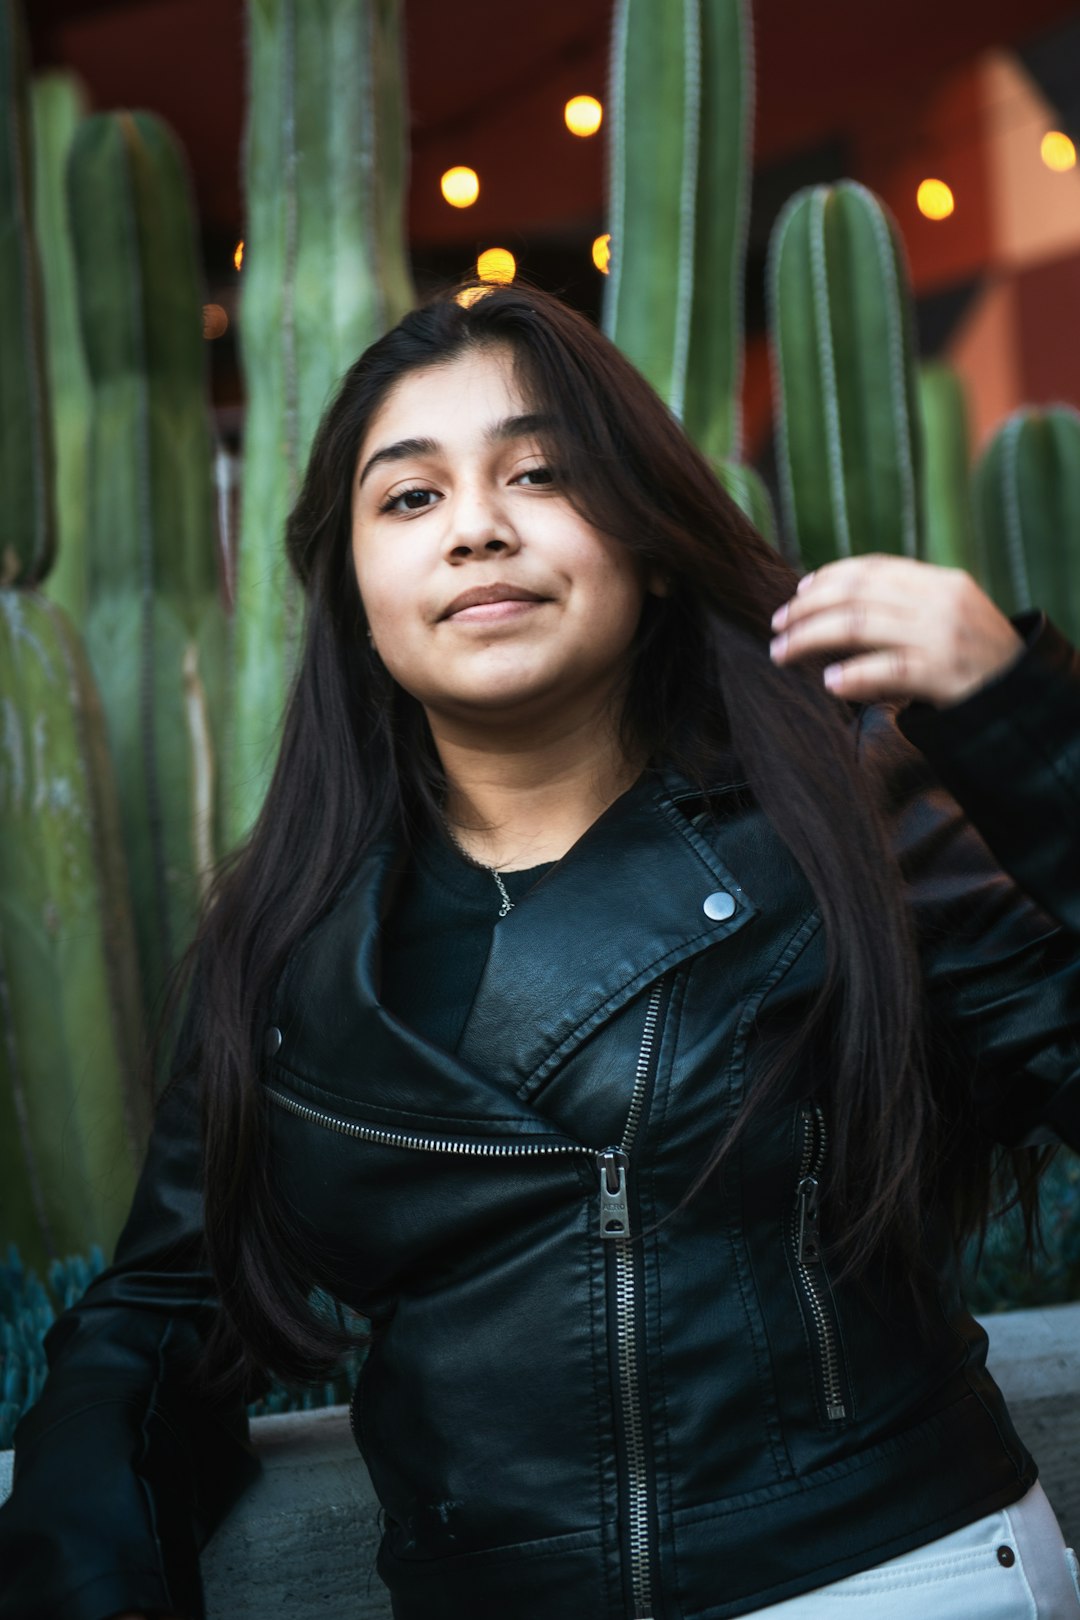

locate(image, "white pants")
(746, 1482), (1080, 1618)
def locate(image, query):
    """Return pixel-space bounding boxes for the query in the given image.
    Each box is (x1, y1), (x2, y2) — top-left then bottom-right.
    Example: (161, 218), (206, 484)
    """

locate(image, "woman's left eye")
(516, 464), (555, 486)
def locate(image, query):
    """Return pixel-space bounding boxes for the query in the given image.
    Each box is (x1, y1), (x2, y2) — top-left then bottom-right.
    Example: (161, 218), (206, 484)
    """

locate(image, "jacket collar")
(275, 765), (760, 1121)
(452, 766), (758, 1096)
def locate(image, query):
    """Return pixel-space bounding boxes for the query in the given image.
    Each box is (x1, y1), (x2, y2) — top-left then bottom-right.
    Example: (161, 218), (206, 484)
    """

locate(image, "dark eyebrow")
(357, 412), (556, 490)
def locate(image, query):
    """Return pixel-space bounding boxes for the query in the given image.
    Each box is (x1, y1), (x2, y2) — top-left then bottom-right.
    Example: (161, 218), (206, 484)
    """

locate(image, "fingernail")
(770, 634), (788, 660)
(796, 572), (815, 594)
(771, 603), (788, 629)
(824, 664), (842, 688)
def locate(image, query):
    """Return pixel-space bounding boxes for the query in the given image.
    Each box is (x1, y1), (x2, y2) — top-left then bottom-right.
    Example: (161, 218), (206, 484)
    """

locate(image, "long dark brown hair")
(146, 276), (1046, 1402)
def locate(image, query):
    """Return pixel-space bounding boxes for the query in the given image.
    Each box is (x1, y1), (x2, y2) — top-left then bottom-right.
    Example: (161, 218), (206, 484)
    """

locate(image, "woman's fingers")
(769, 555), (1025, 706)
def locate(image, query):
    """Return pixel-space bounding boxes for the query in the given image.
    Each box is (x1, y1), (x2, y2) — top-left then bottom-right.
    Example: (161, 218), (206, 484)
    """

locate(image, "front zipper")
(264, 972), (673, 1619)
(598, 975), (670, 1620)
(792, 1102), (848, 1423)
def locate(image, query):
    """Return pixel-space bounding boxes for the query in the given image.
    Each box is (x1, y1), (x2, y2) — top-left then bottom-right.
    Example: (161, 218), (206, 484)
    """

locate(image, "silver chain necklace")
(443, 820), (515, 917)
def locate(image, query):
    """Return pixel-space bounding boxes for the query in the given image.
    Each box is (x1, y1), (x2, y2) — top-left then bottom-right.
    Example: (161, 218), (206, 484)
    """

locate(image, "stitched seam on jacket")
(650, 968), (689, 1541)
(134, 1315), (177, 1609)
(726, 908), (824, 1482)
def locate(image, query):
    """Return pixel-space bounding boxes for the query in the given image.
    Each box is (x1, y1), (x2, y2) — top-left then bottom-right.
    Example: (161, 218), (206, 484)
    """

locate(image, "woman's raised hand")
(768, 554), (1026, 708)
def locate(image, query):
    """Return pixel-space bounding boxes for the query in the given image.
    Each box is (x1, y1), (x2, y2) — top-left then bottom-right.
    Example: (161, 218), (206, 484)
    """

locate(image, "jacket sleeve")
(859, 668), (1080, 1156)
(0, 967), (263, 1620)
(895, 609), (1080, 934)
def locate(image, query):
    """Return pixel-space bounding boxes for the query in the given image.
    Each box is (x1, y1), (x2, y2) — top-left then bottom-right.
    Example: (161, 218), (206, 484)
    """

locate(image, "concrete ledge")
(2, 1304), (1078, 1617)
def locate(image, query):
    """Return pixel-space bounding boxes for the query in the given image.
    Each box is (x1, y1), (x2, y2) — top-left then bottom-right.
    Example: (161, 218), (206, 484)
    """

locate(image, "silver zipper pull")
(796, 1174), (821, 1264)
(597, 1148), (631, 1239)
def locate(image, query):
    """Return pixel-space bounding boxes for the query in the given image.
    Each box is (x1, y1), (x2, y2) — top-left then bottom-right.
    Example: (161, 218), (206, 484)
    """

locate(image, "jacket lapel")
(455, 768), (759, 1097)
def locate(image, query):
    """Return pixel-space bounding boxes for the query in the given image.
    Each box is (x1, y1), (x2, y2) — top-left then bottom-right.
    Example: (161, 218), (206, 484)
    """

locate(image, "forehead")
(360, 345), (529, 451)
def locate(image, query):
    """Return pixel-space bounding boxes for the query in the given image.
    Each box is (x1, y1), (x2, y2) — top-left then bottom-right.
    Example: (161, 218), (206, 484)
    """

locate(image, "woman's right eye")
(379, 486), (437, 515)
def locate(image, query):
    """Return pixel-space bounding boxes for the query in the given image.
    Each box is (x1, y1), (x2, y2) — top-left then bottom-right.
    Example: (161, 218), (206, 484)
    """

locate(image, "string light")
(203, 304), (228, 339)
(1041, 131), (1077, 171)
(565, 95), (603, 137)
(477, 248), (516, 283)
(441, 166), (480, 207)
(916, 178), (955, 220)
(592, 233), (611, 274)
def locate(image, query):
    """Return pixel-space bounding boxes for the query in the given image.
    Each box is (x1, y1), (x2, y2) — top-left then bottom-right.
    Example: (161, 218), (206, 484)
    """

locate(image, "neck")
(429, 699), (647, 871)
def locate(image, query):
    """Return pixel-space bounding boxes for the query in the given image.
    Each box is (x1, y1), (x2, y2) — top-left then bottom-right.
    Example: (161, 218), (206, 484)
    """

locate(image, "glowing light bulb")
(476, 248), (516, 284)
(592, 233), (611, 274)
(565, 95), (603, 137)
(916, 179), (954, 221)
(203, 304), (229, 340)
(441, 166), (480, 208)
(1041, 131), (1077, 172)
(234, 239), (244, 271)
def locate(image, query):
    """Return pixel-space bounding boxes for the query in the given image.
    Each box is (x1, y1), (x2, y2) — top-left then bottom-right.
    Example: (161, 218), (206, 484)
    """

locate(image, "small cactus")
(767, 180), (924, 569)
(973, 405), (1080, 642)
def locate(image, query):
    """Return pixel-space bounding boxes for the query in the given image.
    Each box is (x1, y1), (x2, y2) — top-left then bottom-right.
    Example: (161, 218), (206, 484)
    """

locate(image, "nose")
(444, 483), (520, 562)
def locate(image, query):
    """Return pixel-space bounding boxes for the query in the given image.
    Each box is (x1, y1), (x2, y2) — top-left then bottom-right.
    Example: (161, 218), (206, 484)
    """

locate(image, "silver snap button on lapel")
(703, 890), (736, 921)
(264, 1026), (283, 1056)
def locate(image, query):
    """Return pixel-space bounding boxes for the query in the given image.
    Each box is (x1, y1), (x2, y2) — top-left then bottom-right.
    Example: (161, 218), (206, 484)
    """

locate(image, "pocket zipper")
(793, 1102), (848, 1423)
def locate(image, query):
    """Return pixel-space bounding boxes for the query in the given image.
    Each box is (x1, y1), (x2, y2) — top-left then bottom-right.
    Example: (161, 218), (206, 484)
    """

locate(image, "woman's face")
(350, 343), (659, 730)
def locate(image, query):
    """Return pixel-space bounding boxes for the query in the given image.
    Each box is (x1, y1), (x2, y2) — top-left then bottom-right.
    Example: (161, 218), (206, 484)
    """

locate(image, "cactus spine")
(0, 592), (146, 1274)
(767, 181), (925, 570)
(32, 71), (92, 626)
(973, 406), (1080, 642)
(0, 0), (55, 586)
(917, 363), (977, 574)
(66, 111), (227, 1020)
(226, 0), (415, 847)
(603, 0), (753, 464)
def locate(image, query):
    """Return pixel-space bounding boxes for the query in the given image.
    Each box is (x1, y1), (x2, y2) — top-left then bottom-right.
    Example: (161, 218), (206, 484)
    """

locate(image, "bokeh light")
(234, 239), (244, 271)
(916, 178), (955, 220)
(441, 166), (480, 207)
(1041, 131), (1077, 172)
(203, 304), (229, 339)
(565, 95), (603, 137)
(592, 233), (611, 274)
(477, 247), (516, 283)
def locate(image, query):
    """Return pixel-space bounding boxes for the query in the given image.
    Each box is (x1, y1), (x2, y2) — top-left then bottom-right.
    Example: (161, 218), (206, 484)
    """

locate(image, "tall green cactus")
(603, 0), (753, 464)
(973, 405), (1080, 642)
(0, 591), (146, 1275)
(65, 111), (227, 1022)
(32, 70), (92, 627)
(0, 0), (55, 587)
(226, 0), (415, 848)
(917, 362), (977, 574)
(767, 180), (925, 570)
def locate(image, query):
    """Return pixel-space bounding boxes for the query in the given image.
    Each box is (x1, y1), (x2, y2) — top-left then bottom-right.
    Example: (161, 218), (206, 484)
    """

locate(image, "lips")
(440, 582), (548, 619)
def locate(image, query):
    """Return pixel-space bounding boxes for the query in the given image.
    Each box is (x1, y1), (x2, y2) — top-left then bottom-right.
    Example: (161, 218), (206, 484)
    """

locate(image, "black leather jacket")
(2, 611), (1078, 1620)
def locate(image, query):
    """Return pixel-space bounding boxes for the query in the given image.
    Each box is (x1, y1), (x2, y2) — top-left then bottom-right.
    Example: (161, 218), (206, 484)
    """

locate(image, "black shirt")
(379, 829), (555, 1054)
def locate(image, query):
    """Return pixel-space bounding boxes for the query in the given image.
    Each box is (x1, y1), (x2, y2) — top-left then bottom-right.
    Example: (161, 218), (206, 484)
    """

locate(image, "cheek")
(576, 545), (647, 643)
(353, 544), (410, 639)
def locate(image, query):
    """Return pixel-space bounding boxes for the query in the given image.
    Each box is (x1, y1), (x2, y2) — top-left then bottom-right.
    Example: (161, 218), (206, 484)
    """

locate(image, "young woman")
(2, 280), (1079, 1620)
